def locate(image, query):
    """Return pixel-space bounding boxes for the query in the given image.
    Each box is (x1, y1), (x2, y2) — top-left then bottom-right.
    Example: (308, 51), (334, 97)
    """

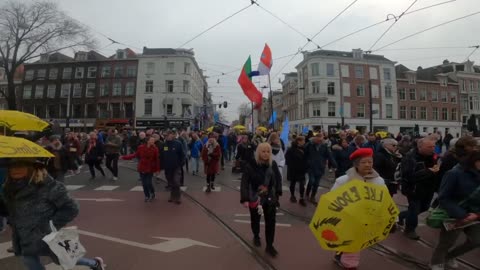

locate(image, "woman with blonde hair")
(0, 158), (106, 270)
(240, 143), (282, 257)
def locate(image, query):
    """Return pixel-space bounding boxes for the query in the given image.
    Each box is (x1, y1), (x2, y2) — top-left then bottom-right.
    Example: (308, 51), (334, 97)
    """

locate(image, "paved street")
(1, 160), (479, 270)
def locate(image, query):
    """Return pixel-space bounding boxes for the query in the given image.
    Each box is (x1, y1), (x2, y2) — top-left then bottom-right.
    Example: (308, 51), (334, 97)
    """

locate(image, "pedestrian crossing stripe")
(94, 185), (119, 191)
(180, 186), (188, 191)
(202, 186), (222, 192)
(130, 186), (143, 191)
(66, 185), (85, 191)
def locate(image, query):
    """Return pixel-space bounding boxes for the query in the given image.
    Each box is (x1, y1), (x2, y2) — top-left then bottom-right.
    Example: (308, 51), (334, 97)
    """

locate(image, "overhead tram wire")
(368, 0), (418, 52)
(177, 1), (255, 48)
(319, 0), (456, 49)
(377, 46), (472, 51)
(272, 0), (359, 80)
(372, 11), (480, 52)
(465, 45), (480, 61)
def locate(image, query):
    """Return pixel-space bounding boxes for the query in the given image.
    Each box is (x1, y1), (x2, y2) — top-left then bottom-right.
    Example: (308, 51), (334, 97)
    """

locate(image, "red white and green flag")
(238, 56), (262, 109)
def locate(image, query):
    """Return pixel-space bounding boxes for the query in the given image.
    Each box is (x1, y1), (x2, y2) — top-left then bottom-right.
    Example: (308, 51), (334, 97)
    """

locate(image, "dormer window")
(352, 49), (363, 59)
(116, 50), (125, 59)
(408, 74), (416, 85)
(75, 52), (87, 61)
(440, 77), (448, 87)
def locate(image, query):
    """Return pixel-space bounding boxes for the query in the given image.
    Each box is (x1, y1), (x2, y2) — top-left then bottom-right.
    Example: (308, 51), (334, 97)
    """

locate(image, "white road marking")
(0, 241), (14, 260)
(232, 179), (241, 182)
(234, 213), (284, 217)
(77, 230), (218, 252)
(76, 198), (124, 202)
(45, 264), (86, 269)
(203, 186), (222, 192)
(130, 186), (143, 191)
(236, 186), (240, 190)
(282, 186), (289, 191)
(180, 186), (188, 191)
(233, 219), (292, 227)
(66, 185), (85, 191)
(94, 185), (119, 191)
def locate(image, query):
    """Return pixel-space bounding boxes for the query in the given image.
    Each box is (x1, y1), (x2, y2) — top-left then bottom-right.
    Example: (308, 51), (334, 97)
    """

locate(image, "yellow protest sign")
(309, 179), (399, 253)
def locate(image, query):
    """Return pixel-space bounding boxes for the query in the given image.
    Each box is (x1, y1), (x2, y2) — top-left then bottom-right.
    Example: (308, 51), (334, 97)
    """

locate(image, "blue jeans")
(191, 157), (200, 173)
(140, 172), (155, 198)
(22, 256), (97, 270)
(307, 172), (322, 197)
(399, 193), (434, 232)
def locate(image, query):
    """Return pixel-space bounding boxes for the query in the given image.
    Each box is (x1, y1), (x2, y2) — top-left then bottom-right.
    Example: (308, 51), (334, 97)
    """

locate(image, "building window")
(419, 89), (426, 101)
(100, 83), (109, 96)
(111, 103), (121, 118)
(408, 75), (416, 84)
(166, 104), (173, 115)
(461, 96), (468, 111)
(146, 62), (155, 74)
(25, 70), (34, 80)
(166, 62), (175, 73)
(420, 107), (427, 119)
(114, 66), (123, 78)
(441, 91), (447, 102)
(356, 85), (365, 97)
(23, 85), (32, 99)
(312, 103), (321, 117)
(311, 63), (319, 76)
(98, 103), (108, 118)
(451, 108), (457, 121)
(145, 80), (153, 93)
(460, 80), (466, 92)
(144, 99), (152, 115)
(470, 82), (475, 92)
(440, 78), (448, 86)
(166, 80), (174, 92)
(357, 103), (365, 118)
(450, 92), (457, 103)
(328, 102), (336, 116)
(62, 67), (72, 79)
(355, 66), (364, 78)
(383, 68), (391, 81)
(48, 68), (58, 80)
(34, 85), (44, 99)
(72, 104), (83, 118)
(399, 88), (406, 100)
(386, 104), (393, 119)
(101, 66), (111, 78)
(87, 67), (97, 78)
(409, 89), (416, 100)
(184, 63), (191, 74)
(37, 69), (46, 79)
(327, 82), (335, 95)
(442, 108), (448, 120)
(410, 106), (417, 119)
(326, 63), (334, 76)
(86, 104), (96, 118)
(183, 80), (190, 93)
(86, 83), (95, 97)
(431, 90), (438, 102)
(75, 67), (84, 79)
(47, 105), (57, 118)
(60, 84), (70, 98)
(384, 84), (392, 98)
(312, 81), (320, 94)
(432, 107), (439, 120)
(125, 82), (135, 96)
(125, 103), (134, 118)
(73, 83), (82, 98)
(112, 83), (122, 96)
(127, 66), (137, 77)
(47, 85), (56, 98)
(399, 106), (406, 119)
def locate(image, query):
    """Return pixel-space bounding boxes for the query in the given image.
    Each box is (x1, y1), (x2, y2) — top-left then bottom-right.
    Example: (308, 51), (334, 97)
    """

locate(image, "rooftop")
(304, 49), (394, 63)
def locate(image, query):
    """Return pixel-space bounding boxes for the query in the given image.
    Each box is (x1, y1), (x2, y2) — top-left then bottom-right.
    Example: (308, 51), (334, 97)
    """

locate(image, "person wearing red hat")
(331, 147), (386, 270)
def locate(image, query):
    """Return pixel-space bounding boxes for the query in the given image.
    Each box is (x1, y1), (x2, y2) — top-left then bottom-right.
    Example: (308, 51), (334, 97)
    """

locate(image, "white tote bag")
(42, 221), (86, 270)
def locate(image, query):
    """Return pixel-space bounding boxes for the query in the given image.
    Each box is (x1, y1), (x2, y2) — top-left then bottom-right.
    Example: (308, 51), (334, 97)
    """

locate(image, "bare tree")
(0, 1), (96, 109)
(237, 102), (251, 116)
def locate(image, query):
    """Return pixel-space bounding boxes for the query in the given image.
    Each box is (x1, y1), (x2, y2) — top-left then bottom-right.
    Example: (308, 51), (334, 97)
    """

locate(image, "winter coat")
(201, 143), (221, 175)
(436, 151), (459, 192)
(285, 144), (308, 181)
(236, 142), (255, 163)
(331, 167), (385, 191)
(271, 145), (286, 179)
(105, 135), (122, 154)
(0, 177), (79, 256)
(122, 144), (160, 173)
(129, 135), (140, 151)
(83, 139), (105, 164)
(240, 160), (283, 205)
(64, 138), (81, 156)
(400, 148), (439, 198)
(45, 144), (68, 174)
(363, 141), (379, 152)
(304, 142), (337, 177)
(373, 146), (401, 195)
(438, 164), (480, 220)
(189, 139), (203, 158)
(160, 139), (185, 171)
(179, 136), (189, 157)
(332, 144), (351, 178)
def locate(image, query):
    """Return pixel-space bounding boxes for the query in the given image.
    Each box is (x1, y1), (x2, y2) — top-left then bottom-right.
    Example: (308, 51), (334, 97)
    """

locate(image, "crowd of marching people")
(1, 122), (480, 270)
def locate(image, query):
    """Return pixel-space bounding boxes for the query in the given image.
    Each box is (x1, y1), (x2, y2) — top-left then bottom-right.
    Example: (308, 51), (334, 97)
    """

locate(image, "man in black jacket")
(373, 138), (402, 197)
(398, 136), (439, 240)
(160, 130), (185, 204)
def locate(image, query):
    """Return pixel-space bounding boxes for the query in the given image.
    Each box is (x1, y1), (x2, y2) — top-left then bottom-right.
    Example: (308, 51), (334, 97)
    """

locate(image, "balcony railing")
(304, 92), (327, 102)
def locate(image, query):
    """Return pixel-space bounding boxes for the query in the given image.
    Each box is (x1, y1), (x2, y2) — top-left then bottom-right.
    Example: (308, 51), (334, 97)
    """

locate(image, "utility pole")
(369, 78), (373, 132)
(66, 85), (71, 129)
(203, 85), (208, 129)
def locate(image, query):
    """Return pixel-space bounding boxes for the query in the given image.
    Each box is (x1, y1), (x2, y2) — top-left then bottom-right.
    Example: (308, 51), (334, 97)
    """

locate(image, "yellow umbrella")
(0, 110), (50, 132)
(309, 179), (399, 253)
(257, 126), (267, 133)
(233, 125), (246, 130)
(0, 135), (54, 158)
(376, 131), (388, 139)
(206, 126), (214, 133)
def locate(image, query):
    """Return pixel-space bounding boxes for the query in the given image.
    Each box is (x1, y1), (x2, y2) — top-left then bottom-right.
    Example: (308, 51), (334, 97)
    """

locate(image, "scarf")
(345, 167), (380, 182)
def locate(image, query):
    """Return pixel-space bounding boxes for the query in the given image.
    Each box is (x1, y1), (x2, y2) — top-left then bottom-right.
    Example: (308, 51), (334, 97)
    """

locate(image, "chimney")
(443, 59), (449, 65)
(352, 49), (364, 59)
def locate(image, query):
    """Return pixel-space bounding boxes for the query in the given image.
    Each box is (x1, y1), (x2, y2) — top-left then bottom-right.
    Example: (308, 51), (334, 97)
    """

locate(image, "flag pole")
(268, 73), (274, 130)
(251, 102), (254, 132)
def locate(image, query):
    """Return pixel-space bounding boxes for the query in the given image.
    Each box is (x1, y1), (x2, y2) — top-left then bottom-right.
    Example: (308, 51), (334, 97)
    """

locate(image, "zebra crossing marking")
(66, 185), (85, 191)
(180, 186), (188, 191)
(202, 186), (222, 192)
(94, 185), (119, 191)
(130, 186), (143, 191)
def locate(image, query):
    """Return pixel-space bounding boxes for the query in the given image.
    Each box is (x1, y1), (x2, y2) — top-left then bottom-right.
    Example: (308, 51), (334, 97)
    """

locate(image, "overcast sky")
(31, 0), (480, 121)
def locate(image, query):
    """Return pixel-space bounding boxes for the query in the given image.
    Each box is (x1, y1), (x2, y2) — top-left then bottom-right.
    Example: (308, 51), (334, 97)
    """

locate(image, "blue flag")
(280, 116), (289, 145)
(268, 111), (277, 125)
(302, 126), (309, 135)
